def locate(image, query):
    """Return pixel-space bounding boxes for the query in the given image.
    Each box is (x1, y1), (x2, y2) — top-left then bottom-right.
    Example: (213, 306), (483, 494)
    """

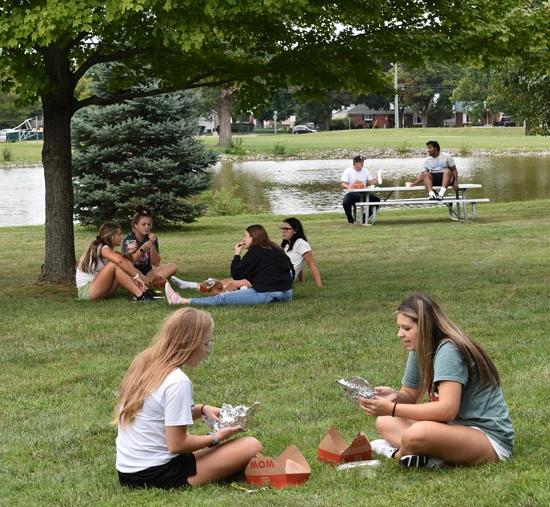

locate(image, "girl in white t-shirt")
(75, 222), (151, 301)
(114, 308), (262, 489)
(280, 217), (322, 287)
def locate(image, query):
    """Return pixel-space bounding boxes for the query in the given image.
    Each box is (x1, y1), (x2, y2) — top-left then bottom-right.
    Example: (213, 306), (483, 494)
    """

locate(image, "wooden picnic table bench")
(347, 184), (489, 225)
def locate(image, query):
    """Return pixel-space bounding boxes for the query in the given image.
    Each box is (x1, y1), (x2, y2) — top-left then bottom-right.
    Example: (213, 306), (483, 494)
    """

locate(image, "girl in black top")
(165, 225), (293, 306)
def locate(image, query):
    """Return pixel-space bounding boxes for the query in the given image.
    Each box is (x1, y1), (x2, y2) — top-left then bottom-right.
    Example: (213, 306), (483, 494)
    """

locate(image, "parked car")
(494, 116), (515, 127)
(292, 125), (316, 134)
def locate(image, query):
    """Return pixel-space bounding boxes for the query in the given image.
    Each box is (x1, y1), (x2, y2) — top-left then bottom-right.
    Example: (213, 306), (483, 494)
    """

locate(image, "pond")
(1, 156), (550, 226)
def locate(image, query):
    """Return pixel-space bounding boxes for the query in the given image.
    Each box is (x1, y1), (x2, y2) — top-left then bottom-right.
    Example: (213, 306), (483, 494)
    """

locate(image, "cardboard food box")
(317, 426), (372, 464)
(244, 444), (311, 489)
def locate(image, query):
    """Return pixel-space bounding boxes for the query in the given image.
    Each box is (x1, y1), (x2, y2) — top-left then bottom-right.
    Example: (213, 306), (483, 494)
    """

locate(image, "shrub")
(273, 143), (286, 155)
(72, 87), (217, 226)
(2, 147), (11, 161)
(189, 185), (248, 216)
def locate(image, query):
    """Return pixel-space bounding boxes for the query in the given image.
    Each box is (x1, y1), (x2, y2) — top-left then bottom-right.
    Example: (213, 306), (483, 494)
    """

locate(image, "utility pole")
(394, 63), (399, 128)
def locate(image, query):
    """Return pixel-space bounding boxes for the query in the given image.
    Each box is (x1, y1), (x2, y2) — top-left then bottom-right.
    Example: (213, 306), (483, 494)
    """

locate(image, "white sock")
(170, 276), (198, 290)
(429, 190), (436, 198)
(439, 187), (447, 197)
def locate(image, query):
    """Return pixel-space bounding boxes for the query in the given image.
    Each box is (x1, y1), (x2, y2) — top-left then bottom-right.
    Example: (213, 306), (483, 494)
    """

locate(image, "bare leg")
(187, 437), (262, 486)
(376, 415), (413, 448)
(399, 421), (498, 465)
(441, 169), (451, 188)
(421, 171), (434, 193)
(221, 278), (252, 292)
(89, 263), (145, 300)
(146, 263), (178, 288)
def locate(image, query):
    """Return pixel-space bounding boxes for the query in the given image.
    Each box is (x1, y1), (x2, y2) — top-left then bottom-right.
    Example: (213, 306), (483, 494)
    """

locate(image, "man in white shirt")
(409, 140), (459, 200)
(341, 155), (380, 224)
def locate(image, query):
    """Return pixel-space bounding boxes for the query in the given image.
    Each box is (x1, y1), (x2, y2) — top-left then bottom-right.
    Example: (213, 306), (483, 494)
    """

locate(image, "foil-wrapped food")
(337, 377), (376, 400)
(204, 402), (260, 432)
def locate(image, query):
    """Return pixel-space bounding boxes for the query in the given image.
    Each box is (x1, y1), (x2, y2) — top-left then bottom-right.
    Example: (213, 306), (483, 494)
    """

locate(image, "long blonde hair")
(114, 308), (214, 426)
(78, 222), (120, 273)
(397, 292), (500, 397)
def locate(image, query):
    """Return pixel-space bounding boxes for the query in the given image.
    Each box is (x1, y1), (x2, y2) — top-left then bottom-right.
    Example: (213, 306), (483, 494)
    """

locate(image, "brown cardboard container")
(244, 444), (311, 488)
(317, 426), (372, 464)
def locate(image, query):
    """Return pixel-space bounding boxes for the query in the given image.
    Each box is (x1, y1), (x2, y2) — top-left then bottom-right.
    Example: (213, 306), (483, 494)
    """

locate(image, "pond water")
(1, 156), (550, 226)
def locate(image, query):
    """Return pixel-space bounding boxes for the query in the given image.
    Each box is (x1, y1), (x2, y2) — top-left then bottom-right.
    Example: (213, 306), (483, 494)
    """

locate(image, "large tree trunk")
(421, 111), (428, 128)
(215, 89), (235, 147)
(39, 47), (77, 283)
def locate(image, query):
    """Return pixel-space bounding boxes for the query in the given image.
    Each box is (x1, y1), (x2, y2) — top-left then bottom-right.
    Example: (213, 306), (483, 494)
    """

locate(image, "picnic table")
(348, 184), (489, 225)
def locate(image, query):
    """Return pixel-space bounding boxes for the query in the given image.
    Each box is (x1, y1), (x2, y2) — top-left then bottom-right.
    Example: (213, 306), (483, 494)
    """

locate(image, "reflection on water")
(0, 166), (44, 226)
(211, 157), (550, 214)
(2, 156), (550, 226)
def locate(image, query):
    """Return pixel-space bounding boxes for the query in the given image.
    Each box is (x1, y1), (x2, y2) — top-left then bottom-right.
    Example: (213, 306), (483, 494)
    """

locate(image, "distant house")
(198, 110), (219, 134)
(335, 104), (421, 128)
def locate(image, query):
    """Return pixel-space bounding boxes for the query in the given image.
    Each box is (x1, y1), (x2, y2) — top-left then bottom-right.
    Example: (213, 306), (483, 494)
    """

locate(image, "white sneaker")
(370, 439), (398, 459)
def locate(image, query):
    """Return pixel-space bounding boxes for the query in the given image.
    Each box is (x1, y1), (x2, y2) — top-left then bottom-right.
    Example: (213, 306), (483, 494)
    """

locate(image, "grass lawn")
(0, 141), (43, 164)
(1, 202), (550, 506)
(202, 127), (550, 156)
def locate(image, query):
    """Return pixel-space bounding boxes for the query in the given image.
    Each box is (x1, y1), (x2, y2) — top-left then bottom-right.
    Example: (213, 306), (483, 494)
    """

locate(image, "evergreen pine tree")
(72, 89), (217, 226)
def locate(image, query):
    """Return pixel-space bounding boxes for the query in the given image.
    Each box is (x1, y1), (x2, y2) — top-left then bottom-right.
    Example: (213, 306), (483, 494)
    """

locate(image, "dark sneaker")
(132, 291), (155, 302)
(435, 195), (444, 201)
(399, 455), (444, 469)
(429, 195), (437, 200)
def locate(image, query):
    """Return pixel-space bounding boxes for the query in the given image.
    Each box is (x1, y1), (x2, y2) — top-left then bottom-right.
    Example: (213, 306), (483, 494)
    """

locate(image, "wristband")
(392, 402), (398, 417)
(200, 404), (207, 416)
(132, 273), (140, 280)
(209, 433), (220, 447)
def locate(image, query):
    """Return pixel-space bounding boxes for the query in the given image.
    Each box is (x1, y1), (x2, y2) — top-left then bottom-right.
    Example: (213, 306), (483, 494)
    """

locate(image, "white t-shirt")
(340, 167), (373, 187)
(75, 245), (108, 288)
(284, 238), (312, 279)
(423, 152), (455, 174)
(116, 368), (195, 473)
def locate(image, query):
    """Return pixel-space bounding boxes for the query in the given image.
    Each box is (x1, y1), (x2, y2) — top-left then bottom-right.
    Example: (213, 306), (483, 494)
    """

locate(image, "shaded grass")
(1, 201), (550, 506)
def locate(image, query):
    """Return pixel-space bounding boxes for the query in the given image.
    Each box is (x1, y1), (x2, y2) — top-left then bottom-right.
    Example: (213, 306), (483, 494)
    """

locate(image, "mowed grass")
(1, 202), (550, 506)
(2, 127), (549, 167)
(202, 127), (550, 155)
(0, 141), (43, 164)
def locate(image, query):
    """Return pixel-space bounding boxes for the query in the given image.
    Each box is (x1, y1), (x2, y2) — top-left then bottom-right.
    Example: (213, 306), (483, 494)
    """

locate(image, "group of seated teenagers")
(75, 206), (323, 304)
(114, 293), (514, 490)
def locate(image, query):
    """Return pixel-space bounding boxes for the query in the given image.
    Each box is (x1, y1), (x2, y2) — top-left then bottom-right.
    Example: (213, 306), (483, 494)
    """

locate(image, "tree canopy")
(0, 0), (520, 282)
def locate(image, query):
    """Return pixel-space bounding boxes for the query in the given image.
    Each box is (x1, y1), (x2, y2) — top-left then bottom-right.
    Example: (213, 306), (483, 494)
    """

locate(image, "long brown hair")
(77, 222), (120, 273)
(114, 308), (214, 426)
(246, 224), (282, 250)
(131, 205), (153, 230)
(397, 292), (500, 397)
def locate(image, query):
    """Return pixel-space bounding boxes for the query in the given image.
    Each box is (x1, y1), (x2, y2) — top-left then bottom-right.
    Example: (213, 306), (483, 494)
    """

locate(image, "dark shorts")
(135, 263), (152, 275)
(430, 171), (455, 187)
(118, 453), (197, 490)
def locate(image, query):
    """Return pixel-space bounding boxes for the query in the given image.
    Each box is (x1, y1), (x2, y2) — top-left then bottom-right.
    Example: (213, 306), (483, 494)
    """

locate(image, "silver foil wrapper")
(337, 377), (375, 399)
(204, 402), (260, 432)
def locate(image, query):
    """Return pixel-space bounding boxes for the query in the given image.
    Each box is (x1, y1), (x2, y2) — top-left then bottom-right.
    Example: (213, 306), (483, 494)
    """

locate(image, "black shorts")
(118, 453), (197, 490)
(431, 171), (455, 186)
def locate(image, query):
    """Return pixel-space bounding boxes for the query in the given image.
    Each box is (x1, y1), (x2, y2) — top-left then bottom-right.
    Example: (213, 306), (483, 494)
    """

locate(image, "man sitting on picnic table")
(341, 155), (380, 224)
(408, 140), (459, 200)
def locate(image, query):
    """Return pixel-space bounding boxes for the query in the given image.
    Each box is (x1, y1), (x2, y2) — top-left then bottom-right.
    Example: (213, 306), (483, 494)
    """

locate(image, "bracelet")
(392, 402), (398, 417)
(200, 404), (207, 416)
(209, 433), (220, 448)
(132, 273), (140, 280)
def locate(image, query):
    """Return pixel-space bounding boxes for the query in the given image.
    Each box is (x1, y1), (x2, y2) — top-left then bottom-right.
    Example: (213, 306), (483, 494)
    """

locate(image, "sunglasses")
(280, 227), (294, 231)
